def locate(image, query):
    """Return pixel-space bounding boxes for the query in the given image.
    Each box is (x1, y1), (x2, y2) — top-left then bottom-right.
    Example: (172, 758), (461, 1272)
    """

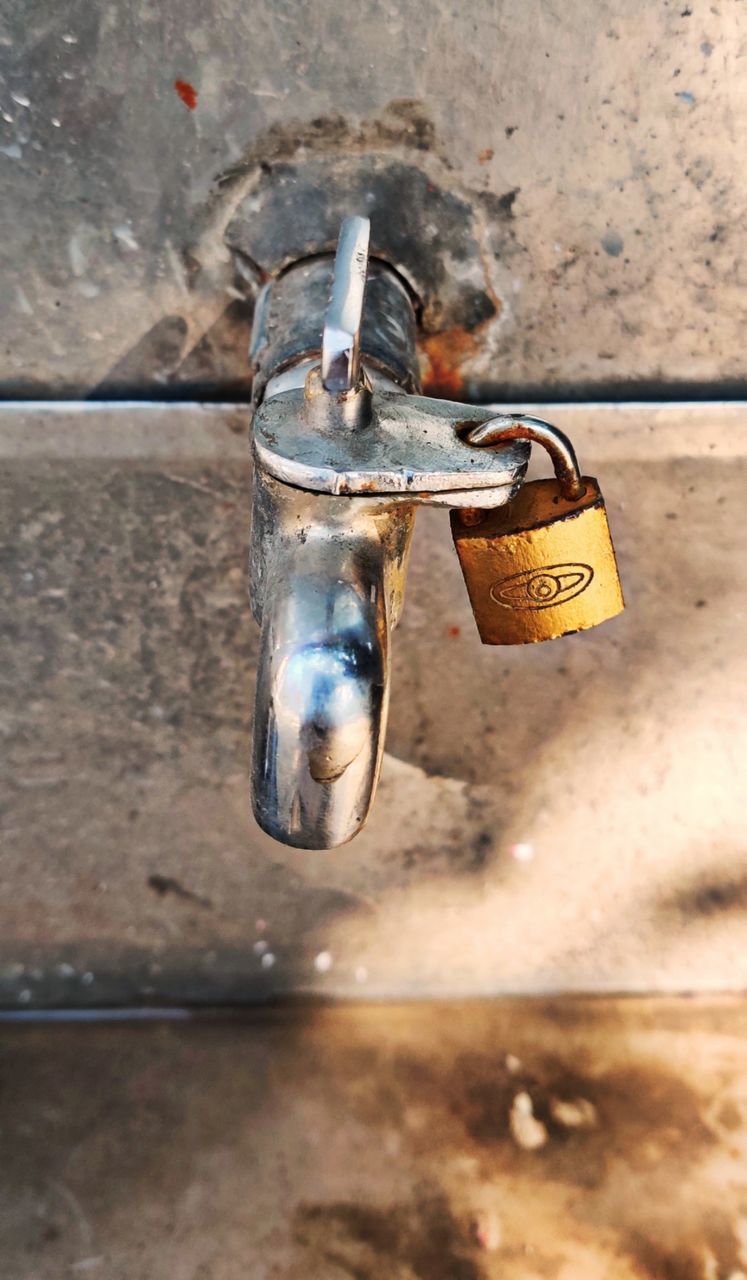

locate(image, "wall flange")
(224, 152), (497, 337)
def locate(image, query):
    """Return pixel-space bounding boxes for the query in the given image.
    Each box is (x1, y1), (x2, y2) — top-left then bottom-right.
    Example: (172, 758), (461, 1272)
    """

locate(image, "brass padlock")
(450, 415), (624, 644)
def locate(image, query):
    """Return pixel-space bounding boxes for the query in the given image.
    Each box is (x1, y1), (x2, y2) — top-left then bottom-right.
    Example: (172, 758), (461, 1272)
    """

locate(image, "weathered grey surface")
(3, 997), (747, 1278)
(1, 403), (744, 1004)
(0, 1), (745, 397)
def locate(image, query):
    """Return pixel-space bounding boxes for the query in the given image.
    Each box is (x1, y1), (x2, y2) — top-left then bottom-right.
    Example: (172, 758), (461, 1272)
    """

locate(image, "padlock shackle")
(464, 414), (585, 502)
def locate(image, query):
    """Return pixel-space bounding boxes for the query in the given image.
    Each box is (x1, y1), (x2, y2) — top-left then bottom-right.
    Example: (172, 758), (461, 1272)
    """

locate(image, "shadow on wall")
(89, 302), (256, 401)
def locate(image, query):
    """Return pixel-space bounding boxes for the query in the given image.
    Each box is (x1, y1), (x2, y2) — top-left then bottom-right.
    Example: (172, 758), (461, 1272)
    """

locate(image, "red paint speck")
(447, 625), (461, 638)
(174, 79), (198, 110)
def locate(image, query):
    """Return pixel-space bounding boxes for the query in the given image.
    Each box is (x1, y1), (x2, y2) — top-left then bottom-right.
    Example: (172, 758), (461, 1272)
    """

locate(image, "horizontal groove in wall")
(0, 400), (745, 460)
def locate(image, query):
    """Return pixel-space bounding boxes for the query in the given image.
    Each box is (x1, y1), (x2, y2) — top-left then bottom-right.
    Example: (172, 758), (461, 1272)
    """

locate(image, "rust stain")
(458, 508), (488, 528)
(174, 79), (198, 111)
(446, 625), (461, 638)
(420, 328), (482, 399)
(477, 147), (494, 164)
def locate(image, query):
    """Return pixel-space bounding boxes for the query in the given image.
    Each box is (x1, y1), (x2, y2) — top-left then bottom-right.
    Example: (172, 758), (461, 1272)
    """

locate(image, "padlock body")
(450, 477), (624, 644)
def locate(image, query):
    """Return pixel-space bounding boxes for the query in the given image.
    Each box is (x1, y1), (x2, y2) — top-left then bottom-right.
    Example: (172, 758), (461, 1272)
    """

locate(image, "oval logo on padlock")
(490, 563), (594, 611)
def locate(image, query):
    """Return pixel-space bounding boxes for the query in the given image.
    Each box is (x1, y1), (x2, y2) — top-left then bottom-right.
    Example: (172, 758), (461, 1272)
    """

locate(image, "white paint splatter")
(112, 224), (139, 252)
(15, 286), (33, 315)
(253, 939), (268, 956)
(509, 1091), (548, 1150)
(51, 116), (61, 127)
(69, 234), (87, 277)
(314, 951), (333, 973)
(81, 971), (94, 985)
(550, 1096), (598, 1128)
(10, 91), (30, 108)
(260, 951), (275, 970)
(510, 841), (534, 863)
(62, 33), (79, 44)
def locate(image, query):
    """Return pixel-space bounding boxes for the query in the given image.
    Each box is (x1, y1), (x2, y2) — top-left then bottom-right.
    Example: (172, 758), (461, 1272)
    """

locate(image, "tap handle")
(321, 215), (371, 394)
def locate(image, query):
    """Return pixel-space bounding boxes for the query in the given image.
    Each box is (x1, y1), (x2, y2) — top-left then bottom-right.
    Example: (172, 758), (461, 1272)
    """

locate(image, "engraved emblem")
(490, 563), (593, 610)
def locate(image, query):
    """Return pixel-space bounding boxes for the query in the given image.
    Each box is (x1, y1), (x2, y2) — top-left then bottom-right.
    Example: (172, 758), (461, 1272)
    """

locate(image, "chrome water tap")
(249, 216), (530, 848)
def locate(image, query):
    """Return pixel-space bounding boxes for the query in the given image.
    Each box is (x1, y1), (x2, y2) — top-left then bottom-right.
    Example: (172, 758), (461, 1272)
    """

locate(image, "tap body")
(249, 247), (420, 848)
(248, 224), (529, 848)
(250, 468), (414, 848)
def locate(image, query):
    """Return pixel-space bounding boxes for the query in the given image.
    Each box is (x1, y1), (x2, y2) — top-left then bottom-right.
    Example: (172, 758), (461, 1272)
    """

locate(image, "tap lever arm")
(321, 215), (371, 395)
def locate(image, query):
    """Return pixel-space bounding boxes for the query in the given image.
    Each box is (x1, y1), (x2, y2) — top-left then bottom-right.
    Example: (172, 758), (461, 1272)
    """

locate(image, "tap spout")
(250, 470), (414, 848)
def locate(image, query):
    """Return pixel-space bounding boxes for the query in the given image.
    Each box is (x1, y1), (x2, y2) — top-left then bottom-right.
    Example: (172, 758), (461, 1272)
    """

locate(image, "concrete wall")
(1, 1), (745, 1004)
(1, 0), (745, 398)
(1, 404), (744, 1004)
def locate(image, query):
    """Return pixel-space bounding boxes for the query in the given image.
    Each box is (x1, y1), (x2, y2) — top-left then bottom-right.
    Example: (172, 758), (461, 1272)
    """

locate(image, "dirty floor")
(2, 997), (747, 1279)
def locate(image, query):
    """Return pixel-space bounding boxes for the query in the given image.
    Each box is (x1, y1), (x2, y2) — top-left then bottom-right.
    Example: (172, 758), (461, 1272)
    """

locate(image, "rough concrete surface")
(0, 1), (745, 397)
(2, 998), (747, 1279)
(0, 403), (744, 1004)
